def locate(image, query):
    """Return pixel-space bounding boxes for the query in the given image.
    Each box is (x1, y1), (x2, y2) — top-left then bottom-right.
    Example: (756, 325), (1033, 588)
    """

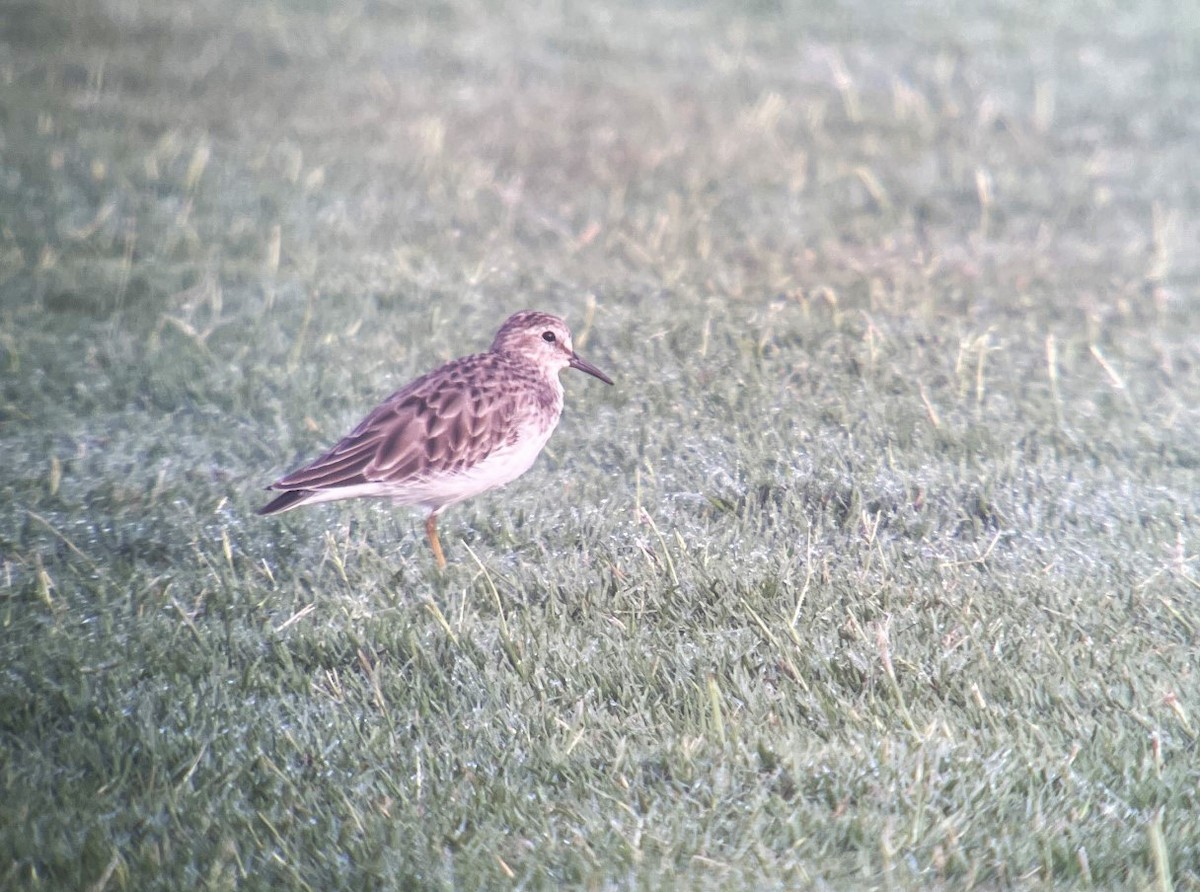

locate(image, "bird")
(257, 310), (613, 569)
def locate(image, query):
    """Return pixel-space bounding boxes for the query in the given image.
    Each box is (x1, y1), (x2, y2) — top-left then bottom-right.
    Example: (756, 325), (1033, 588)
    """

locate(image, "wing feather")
(266, 353), (526, 496)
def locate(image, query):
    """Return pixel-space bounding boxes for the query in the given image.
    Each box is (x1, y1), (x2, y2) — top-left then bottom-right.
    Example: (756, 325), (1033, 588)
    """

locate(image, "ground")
(2, 0), (1199, 888)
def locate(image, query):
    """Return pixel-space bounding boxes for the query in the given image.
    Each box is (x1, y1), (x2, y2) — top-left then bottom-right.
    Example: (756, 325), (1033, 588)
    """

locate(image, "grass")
(3, 0), (1200, 888)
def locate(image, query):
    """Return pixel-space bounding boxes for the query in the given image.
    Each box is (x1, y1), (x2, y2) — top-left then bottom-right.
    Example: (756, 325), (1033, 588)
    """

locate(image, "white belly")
(407, 421), (558, 512)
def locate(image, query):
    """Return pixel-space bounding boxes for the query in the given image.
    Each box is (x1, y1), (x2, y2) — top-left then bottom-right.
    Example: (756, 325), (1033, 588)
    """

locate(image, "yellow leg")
(425, 513), (447, 570)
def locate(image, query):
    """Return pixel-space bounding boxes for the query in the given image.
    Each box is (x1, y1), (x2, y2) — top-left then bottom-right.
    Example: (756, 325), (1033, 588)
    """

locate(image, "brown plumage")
(257, 311), (613, 568)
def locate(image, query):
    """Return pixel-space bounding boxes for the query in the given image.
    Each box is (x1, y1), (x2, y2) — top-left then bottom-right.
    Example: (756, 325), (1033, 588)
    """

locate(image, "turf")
(2, 0), (1199, 888)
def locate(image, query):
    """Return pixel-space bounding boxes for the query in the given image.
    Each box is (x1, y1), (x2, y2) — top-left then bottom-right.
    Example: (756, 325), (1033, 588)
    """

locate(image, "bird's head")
(491, 311), (614, 385)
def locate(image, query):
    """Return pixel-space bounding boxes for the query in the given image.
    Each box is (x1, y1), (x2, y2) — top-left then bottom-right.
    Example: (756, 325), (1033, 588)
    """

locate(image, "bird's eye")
(542, 331), (556, 343)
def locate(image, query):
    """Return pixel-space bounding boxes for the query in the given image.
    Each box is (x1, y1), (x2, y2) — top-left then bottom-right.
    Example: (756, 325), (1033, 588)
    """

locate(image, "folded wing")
(264, 354), (518, 500)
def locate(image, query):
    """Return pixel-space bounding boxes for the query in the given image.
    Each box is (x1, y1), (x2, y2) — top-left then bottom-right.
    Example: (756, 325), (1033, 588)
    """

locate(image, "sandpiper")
(257, 310), (613, 568)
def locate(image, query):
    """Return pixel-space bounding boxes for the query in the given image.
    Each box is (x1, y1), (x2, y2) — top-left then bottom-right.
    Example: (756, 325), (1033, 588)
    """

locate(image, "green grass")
(3, 0), (1200, 888)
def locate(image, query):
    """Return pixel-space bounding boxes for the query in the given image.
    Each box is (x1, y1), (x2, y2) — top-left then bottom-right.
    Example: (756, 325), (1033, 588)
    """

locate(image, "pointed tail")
(256, 490), (312, 515)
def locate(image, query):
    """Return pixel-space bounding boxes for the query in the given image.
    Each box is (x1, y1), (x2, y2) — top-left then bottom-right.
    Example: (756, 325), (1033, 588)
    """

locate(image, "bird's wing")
(270, 354), (520, 491)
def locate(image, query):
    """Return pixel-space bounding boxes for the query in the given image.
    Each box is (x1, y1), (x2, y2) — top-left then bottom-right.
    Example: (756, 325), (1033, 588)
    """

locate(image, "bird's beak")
(569, 351), (614, 385)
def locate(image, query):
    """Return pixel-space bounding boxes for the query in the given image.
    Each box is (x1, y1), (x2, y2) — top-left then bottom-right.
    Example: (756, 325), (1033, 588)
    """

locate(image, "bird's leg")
(425, 513), (447, 570)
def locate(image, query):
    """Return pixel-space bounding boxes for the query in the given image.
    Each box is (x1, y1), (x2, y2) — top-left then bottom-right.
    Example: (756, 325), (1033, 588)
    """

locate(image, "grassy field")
(3, 0), (1200, 888)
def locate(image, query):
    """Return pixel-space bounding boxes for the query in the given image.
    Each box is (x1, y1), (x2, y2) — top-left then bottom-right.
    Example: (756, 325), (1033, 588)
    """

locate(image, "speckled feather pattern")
(257, 311), (612, 521)
(270, 351), (561, 504)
